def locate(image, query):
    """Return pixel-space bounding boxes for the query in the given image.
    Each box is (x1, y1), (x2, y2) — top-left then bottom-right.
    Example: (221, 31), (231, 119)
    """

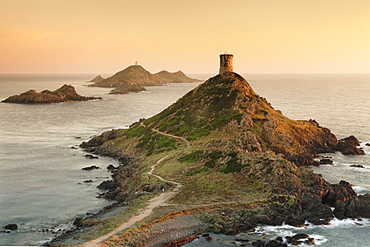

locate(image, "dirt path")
(79, 127), (189, 247)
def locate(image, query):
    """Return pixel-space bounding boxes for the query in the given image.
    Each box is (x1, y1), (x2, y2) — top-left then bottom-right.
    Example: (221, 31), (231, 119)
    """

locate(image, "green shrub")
(186, 167), (209, 176)
(206, 151), (223, 160)
(124, 125), (150, 138)
(220, 157), (243, 173)
(178, 150), (203, 163)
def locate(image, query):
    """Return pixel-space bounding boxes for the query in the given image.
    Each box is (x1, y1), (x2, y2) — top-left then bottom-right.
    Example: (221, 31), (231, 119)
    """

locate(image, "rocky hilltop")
(2, 84), (102, 104)
(88, 64), (201, 94)
(141, 72), (364, 165)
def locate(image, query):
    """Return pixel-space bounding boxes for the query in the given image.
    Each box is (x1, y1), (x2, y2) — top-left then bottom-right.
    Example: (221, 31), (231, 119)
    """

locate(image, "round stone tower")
(219, 53), (233, 74)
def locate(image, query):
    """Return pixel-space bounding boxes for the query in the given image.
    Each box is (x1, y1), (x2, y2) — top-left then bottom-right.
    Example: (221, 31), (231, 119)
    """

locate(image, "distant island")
(88, 63), (201, 94)
(2, 84), (102, 104)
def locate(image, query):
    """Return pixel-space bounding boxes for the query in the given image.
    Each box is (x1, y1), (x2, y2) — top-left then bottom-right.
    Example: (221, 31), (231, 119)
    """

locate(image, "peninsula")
(88, 63), (201, 94)
(2, 84), (102, 104)
(51, 55), (367, 246)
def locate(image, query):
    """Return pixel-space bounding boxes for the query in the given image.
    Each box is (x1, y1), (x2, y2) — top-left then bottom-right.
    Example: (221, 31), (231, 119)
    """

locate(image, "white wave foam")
(309, 234), (327, 246)
(359, 142), (370, 148)
(359, 142), (370, 155)
(252, 223), (327, 246)
(342, 163), (370, 170)
(353, 186), (368, 194)
(250, 218), (370, 246)
(327, 217), (370, 228)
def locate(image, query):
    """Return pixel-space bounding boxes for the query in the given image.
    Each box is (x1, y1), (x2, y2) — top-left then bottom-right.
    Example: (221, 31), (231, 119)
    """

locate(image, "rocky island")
(50, 55), (367, 247)
(88, 63), (201, 94)
(2, 84), (102, 104)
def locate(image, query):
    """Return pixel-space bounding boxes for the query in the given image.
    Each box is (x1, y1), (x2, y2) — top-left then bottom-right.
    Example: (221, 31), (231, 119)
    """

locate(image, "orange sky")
(1, 0), (370, 74)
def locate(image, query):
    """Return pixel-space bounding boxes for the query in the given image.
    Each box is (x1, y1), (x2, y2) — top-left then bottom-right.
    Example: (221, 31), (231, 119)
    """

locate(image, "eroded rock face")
(2, 84), (102, 104)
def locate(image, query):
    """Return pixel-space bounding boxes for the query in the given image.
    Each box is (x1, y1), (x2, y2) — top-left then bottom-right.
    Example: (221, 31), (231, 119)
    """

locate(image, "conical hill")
(142, 72), (339, 165)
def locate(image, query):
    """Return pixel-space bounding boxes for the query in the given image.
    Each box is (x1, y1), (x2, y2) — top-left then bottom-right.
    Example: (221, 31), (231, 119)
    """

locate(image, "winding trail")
(79, 127), (190, 247)
(78, 125), (269, 246)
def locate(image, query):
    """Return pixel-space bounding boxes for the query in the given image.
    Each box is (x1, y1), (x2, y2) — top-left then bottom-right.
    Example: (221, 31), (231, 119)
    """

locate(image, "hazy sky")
(1, 0), (370, 74)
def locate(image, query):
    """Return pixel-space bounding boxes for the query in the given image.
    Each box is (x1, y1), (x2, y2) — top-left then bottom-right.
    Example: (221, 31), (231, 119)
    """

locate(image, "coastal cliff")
(52, 72), (365, 246)
(2, 84), (102, 104)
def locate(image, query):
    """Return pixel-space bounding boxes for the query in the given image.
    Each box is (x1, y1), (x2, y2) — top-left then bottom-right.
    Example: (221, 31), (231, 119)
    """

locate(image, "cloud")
(0, 28), (61, 43)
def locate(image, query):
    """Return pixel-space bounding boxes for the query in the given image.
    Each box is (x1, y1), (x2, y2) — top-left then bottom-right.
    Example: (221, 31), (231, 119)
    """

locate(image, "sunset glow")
(1, 0), (370, 74)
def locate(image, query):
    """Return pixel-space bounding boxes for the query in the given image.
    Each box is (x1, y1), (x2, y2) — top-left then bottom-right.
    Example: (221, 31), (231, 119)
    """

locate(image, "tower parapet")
(219, 53), (233, 74)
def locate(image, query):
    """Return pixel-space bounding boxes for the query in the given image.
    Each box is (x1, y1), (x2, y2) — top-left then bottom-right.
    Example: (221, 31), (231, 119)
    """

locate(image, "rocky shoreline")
(46, 136), (367, 247)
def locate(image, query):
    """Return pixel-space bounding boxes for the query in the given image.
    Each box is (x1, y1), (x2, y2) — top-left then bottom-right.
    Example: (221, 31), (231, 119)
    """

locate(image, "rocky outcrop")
(322, 180), (357, 207)
(336, 135), (365, 155)
(97, 180), (119, 190)
(334, 194), (370, 219)
(2, 84), (102, 104)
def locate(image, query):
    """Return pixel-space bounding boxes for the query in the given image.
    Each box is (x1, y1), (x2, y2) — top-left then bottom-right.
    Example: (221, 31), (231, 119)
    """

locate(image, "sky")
(1, 0), (370, 74)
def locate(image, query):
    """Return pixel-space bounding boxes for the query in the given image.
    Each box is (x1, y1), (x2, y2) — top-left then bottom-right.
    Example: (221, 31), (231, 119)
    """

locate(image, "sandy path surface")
(78, 127), (189, 247)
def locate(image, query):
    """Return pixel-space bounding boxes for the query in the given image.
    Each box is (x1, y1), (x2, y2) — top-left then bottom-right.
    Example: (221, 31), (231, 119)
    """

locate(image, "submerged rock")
(82, 166), (100, 170)
(319, 158), (334, 165)
(4, 224), (18, 230)
(85, 154), (99, 159)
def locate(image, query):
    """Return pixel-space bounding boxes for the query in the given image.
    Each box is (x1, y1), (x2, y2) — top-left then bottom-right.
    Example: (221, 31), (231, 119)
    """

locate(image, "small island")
(2, 84), (102, 104)
(88, 63), (201, 94)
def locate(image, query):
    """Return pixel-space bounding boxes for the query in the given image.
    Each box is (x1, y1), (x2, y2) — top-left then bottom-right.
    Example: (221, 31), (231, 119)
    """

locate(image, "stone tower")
(219, 53), (233, 74)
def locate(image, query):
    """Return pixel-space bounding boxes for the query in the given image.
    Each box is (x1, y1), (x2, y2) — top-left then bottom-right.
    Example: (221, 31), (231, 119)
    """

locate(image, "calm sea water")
(0, 73), (369, 246)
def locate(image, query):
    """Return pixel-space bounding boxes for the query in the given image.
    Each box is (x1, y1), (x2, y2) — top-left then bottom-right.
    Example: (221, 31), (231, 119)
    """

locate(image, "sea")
(0, 73), (369, 246)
